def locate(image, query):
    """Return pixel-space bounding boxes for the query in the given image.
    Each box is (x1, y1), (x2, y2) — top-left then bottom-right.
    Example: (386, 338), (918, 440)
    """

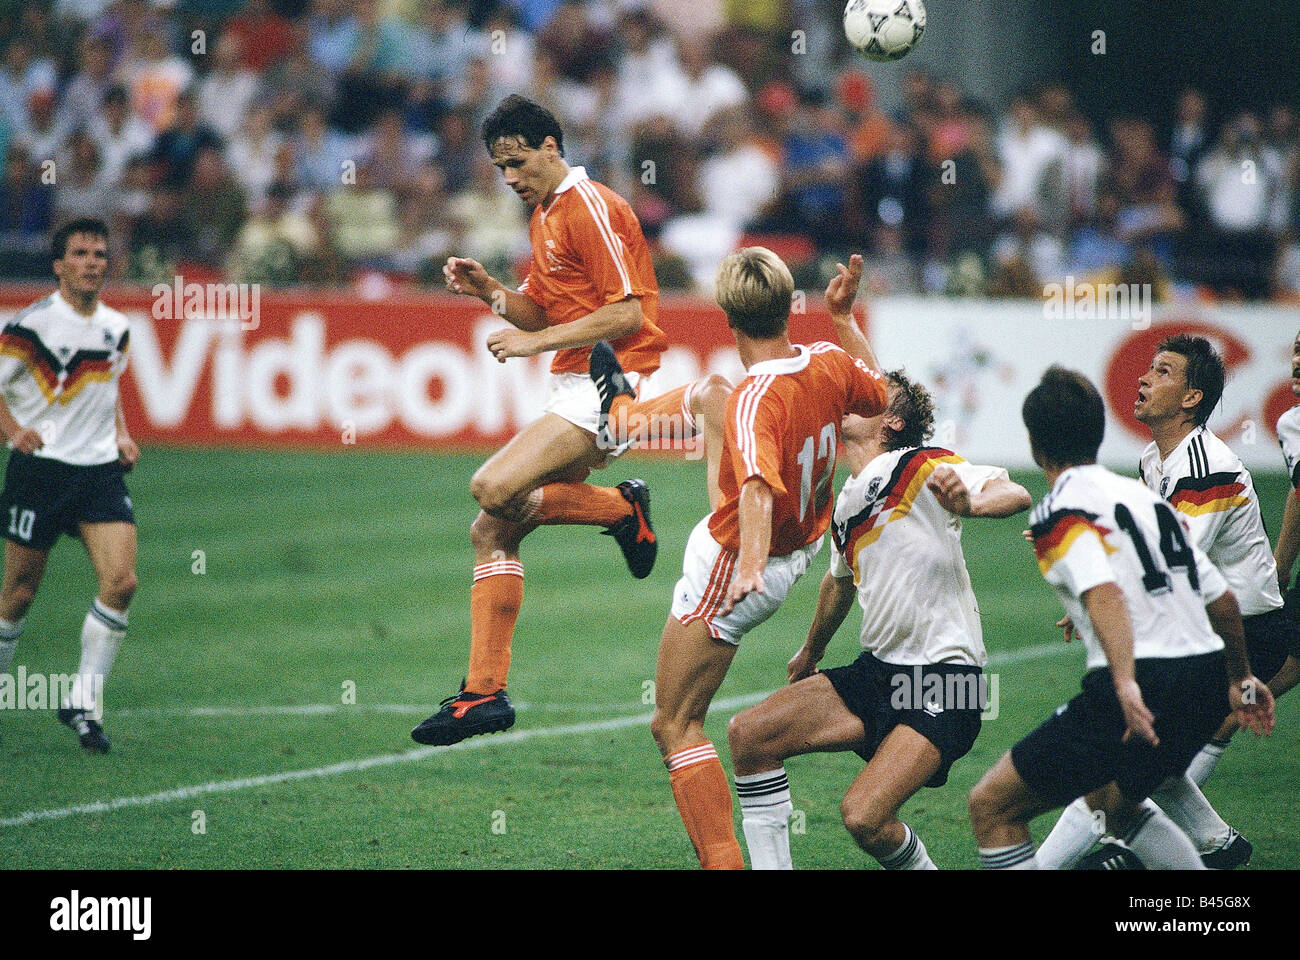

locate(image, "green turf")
(0, 448), (1296, 869)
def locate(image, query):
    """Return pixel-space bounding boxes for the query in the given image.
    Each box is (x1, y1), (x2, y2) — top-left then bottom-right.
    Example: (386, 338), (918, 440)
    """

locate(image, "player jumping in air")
(968, 367), (1273, 869)
(0, 218), (139, 752)
(619, 247), (889, 868)
(412, 96), (729, 747)
(727, 364), (1031, 869)
(1041, 335), (1298, 869)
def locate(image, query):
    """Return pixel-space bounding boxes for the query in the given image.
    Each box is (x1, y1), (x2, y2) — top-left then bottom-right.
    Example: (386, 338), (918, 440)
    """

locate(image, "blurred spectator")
(435, 107), (479, 190)
(196, 32), (261, 143)
(838, 70), (894, 165)
(361, 107), (434, 195)
(126, 27), (194, 133)
(389, 163), (453, 279)
(58, 35), (116, 137)
(53, 0), (115, 24)
(12, 90), (71, 166)
(672, 36), (748, 139)
(929, 100), (998, 265)
(53, 131), (113, 223)
(322, 161), (400, 264)
(0, 149), (55, 250)
(308, 0), (359, 79)
(224, 0), (297, 72)
(0, 39), (57, 133)
(1169, 88), (1210, 197)
(776, 99), (851, 247)
(536, 0), (613, 83)
(407, 0), (486, 92)
(227, 105), (283, 209)
(479, 6), (535, 95)
(856, 122), (929, 257)
(261, 21), (337, 123)
(128, 179), (193, 282)
(1066, 189), (1131, 277)
(1062, 111), (1104, 225)
(149, 90), (223, 185)
(88, 84), (153, 187)
(991, 93), (1067, 232)
(228, 180), (321, 285)
(295, 105), (353, 194)
(185, 145), (247, 266)
(445, 151), (528, 280)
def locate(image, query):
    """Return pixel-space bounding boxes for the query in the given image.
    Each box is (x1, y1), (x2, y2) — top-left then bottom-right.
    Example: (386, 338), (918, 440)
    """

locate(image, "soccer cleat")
(601, 479), (657, 579)
(1201, 830), (1252, 870)
(590, 340), (636, 451)
(1076, 839), (1145, 871)
(410, 688), (515, 746)
(57, 707), (110, 753)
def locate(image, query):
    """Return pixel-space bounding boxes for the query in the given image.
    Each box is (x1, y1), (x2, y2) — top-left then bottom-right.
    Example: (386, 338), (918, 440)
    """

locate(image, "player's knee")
(2, 579), (38, 617)
(967, 780), (998, 831)
(841, 800), (889, 848)
(694, 375), (732, 419)
(469, 468), (514, 515)
(726, 707), (772, 764)
(103, 568), (137, 607)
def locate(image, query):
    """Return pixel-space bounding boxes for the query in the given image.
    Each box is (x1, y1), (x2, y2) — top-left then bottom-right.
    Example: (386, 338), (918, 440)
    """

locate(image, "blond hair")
(715, 246), (794, 338)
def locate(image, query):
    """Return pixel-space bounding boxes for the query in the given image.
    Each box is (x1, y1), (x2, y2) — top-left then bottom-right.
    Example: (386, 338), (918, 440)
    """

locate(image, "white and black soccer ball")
(843, 0), (927, 62)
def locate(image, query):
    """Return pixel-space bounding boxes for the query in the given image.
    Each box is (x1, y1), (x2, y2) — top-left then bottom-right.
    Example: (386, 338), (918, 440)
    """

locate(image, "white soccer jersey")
(0, 290), (130, 466)
(1138, 426), (1282, 616)
(829, 446), (1005, 667)
(1030, 464), (1227, 671)
(1277, 405), (1300, 490)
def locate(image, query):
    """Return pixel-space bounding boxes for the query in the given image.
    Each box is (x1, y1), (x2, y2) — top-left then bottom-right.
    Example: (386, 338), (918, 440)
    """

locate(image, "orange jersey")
(709, 343), (889, 556)
(518, 167), (667, 376)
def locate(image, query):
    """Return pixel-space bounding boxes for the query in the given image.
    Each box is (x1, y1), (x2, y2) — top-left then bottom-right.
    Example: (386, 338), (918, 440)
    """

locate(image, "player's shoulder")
(1169, 427), (1244, 496)
(6, 292), (58, 330)
(1276, 404), (1300, 440)
(97, 300), (130, 333)
(1193, 427), (1243, 474)
(1029, 465), (1124, 533)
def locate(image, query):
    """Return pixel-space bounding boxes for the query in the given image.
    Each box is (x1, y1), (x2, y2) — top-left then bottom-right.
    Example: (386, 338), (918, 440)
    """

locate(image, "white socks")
(1185, 740), (1228, 788)
(0, 615), (22, 673)
(1123, 799), (1207, 869)
(979, 841), (1038, 869)
(736, 768), (794, 870)
(879, 822), (937, 870)
(1150, 775), (1233, 854)
(64, 599), (127, 717)
(1036, 796), (1102, 869)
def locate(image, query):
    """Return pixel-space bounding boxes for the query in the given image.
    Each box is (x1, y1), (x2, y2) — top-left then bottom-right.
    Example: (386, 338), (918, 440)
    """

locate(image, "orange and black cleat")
(411, 687), (515, 746)
(602, 479), (657, 579)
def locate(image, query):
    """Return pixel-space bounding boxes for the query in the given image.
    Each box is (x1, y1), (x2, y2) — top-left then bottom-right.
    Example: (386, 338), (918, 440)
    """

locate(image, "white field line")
(0, 641), (1069, 830)
(108, 642), (1069, 720)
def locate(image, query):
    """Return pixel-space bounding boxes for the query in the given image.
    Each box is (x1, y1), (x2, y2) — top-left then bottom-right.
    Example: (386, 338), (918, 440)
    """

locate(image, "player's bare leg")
(56, 521), (136, 752)
(968, 752), (1053, 868)
(729, 678), (942, 868)
(0, 540), (50, 672)
(650, 615), (743, 869)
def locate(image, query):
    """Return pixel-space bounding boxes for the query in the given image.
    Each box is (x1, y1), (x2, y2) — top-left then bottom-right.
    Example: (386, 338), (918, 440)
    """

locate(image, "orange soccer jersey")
(708, 342), (889, 557)
(518, 166), (667, 376)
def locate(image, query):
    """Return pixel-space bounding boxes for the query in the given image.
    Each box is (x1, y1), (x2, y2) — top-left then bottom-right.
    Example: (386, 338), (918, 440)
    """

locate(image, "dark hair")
(1022, 365), (1105, 466)
(1156, 334), (1225, 427)
(882, 369), (935, 451)
(481, 94), (564, 156)
(51, 218), (109, 261)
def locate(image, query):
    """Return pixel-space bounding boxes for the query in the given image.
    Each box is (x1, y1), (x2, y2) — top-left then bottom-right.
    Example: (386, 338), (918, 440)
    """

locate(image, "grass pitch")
(1, 448), (1296, 869)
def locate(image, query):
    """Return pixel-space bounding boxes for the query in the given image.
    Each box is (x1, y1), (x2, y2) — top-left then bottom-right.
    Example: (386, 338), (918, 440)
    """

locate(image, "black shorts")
(1010, 650), (1228, 808)
(1243, 606), (1293, 683)
(822, 651), (984, 788)
(0, 451), (134, 551)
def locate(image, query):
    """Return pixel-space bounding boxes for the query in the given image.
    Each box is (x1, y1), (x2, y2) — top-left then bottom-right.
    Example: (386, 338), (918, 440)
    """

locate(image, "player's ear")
(1182, 388), (1203, 413)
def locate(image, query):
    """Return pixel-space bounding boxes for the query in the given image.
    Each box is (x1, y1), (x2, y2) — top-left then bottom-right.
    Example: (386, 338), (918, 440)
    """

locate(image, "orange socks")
(532, 482), (631, 527)
(465, 561), (523, 694)
(666, 742), (745, 870)
(607, 386), (696, 446)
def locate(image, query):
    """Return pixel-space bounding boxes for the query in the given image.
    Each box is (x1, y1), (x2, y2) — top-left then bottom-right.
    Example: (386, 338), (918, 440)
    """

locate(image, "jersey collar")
(1153, 424), (1203, 473)
(552, 165), (588, 196)
(52, 288), (101, 321)
(747, 344), (811, 376)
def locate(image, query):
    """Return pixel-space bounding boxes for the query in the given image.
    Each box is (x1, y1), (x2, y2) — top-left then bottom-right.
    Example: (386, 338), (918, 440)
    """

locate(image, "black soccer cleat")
(1201, 830), (1252, 870)
(602, 479), (657, 579)
(589, 340), (636, 451)
(411, 688), (515, 746)
(57, 707), (110, 753)
(1076, 840), (1145, 870)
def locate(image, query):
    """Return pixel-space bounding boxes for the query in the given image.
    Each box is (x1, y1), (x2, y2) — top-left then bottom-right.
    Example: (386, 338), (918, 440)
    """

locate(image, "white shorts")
(671, 515), (823, 646)
(544, 371), (647, 458)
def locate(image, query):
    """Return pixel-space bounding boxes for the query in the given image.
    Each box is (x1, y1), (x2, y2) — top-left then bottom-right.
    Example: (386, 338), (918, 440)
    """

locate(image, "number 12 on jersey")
(797, 423), (837, 522)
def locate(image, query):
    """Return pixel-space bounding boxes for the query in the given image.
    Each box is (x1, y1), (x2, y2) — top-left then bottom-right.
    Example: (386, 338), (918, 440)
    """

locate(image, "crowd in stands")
(0, 0), (1297, 302)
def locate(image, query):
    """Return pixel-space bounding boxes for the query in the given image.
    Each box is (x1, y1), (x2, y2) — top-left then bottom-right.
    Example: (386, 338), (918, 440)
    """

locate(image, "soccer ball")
(844, 0), (926, 62)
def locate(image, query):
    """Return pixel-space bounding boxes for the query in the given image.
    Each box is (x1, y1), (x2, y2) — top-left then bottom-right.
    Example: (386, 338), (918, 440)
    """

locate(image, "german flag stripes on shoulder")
(1167, 471), (1248, 517)
(833, 447), (964, 564)
(1029, 508), (1117, 575)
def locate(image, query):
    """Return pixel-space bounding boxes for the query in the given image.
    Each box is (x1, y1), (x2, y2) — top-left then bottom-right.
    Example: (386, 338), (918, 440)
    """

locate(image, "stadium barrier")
(1, 286), (1295, 470)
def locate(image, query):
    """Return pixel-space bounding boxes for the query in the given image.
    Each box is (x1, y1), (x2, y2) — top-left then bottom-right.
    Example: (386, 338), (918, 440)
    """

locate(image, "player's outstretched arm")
(1205, 590), (1276, 737)
(928, 467), (1031, 518)
(789, 570), (855, 682)
(719, 478), (773, 618)
(1273, 489), (1300, 594)
(825, 254), (881, 373)
(443, 256), (548, 332)
(1082, 581), (1159, 746)
(0, 395), (42, 454)
(486, 298), (642, 362)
